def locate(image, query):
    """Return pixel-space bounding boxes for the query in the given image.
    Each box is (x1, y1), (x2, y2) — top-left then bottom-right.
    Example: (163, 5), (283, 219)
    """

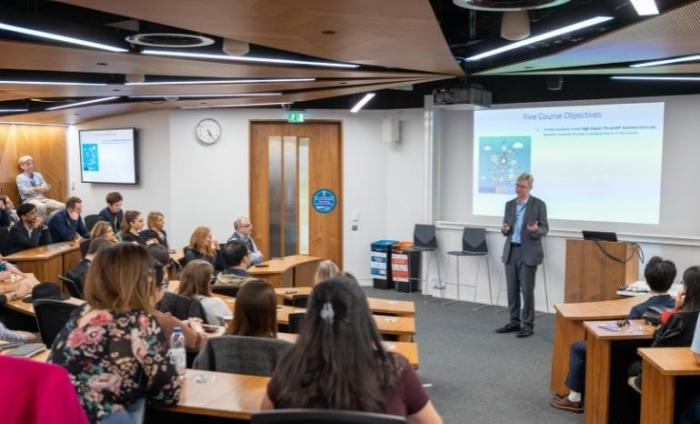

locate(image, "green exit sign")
(287, 111), (305, 123)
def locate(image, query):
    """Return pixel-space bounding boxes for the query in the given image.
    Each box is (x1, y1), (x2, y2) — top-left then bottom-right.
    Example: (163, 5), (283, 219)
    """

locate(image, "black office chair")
(251, 409), (406, 424)
(84, 214), (101, 232)
(34, 299), (79, 347)
(403, 224), (442, 295)
(287, 312), (306, 334)
(0, 226), (10, 256)
(211, 285), (240, 298)
(58, 275), (83, 299)
(446, 228), (493, 309)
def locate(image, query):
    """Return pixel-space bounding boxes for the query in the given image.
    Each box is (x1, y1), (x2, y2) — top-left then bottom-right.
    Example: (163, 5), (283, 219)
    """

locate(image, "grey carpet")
(364, 287), (583, 424)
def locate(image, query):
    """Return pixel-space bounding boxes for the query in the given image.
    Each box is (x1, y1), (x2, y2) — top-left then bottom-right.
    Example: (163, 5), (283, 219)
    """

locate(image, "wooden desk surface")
(4, 295), (84, 317)
(555, 296), (646, 320)
(638, 347), (700, 376)
(161, 369), (268, 419)
(274, 288), (415, 316)
(248, 255), (321, 276)
(4, 241), (80, 261)
(584, 319), (655, 340)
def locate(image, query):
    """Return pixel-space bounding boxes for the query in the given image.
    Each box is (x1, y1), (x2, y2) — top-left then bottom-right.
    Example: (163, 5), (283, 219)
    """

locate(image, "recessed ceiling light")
(611, 76), (700, 81)
(630, 54), (700, 68)
(465, 16), (613, 61)
(350, 93), (375, 113)
(0, 80), (107, 86)
(141, 49), (359, 69)
(129, 92), (282, 99)
(181, 101), (291, 109)
(630, 0), (659, 16)
(46, 96), (120, 111)
(0, 22), (128, 52)
(125, 78), (315, 86)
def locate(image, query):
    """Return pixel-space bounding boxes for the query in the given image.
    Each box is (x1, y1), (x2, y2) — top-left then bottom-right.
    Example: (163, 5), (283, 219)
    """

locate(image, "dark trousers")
(505, 244), (537, 329)
(565, 340), (587, 393)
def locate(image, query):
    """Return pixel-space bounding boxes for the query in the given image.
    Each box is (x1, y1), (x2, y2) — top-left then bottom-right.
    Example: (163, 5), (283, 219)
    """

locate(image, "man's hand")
(68, 209), (79, 221)
(4, 262), (25, 277)
(501, 222), (510, 235)
(527, 221), (539, 233)
(33, 216), (44, 229)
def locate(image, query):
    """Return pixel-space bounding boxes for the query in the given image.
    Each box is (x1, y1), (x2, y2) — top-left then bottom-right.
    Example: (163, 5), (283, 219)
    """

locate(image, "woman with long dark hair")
(261, 275), (442, 423)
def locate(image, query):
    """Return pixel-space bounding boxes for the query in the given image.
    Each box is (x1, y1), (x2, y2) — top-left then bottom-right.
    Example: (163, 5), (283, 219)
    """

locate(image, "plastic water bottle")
(170, 327), (186, 377)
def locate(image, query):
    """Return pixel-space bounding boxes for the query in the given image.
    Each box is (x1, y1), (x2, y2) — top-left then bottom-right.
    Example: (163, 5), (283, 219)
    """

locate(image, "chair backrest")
(462, 227), (488, 254)
(211, 285), (240, 298)
(79, 239), (90, 257)
(291, 295), (309, 308)
(156, 292), (206, 321)
(251, 409), (406, 424)
(288, 312), (306, 334)
(34, 299), (79, 347)
(0, 226), (10, 256)
(84, 214), (101, 232)
(58, 275), (83, 299)
(192, 335), (293, 376)
(413, 224), (437, 249)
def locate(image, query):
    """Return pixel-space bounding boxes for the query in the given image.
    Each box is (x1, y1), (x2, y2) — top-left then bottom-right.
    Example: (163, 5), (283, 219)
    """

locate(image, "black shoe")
(495, 323), (520, 333)
(516, 328), (533, 338)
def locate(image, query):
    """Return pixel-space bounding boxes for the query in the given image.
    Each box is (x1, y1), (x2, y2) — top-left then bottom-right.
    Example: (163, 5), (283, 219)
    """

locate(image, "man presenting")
(227, 217), (263, 265)
(495, 173), (548, 338)
(15, 155), (64, 217)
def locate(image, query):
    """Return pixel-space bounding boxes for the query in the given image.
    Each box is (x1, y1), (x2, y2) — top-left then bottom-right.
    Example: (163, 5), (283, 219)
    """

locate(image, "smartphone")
(201, 324), (222, 334)
(0, 262), (6, 272)
(255, 263), (269, 268)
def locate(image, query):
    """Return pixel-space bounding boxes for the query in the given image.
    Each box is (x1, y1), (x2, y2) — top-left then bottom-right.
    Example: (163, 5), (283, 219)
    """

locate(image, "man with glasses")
(495, 173), (549, 338)
(227, 217), (263, 265)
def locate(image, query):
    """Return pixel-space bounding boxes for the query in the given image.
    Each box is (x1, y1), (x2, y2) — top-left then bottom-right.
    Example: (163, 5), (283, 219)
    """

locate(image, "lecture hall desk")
(274, 287), (416, 317)
(638, 347), (700, 424)
(551, 295), (646, 396)
(248, 255), (322, 288)
(583, 319), (655, 424)
(4, 241), (81, 284)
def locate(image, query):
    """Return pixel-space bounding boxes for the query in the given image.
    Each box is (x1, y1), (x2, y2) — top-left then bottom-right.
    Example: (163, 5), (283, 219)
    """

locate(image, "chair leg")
(495, 266), (508, 314)
(486, 255), (494, 305)
(535, 261), (551, 317)
(442, 255), (457, 306)
(473, 258), (489, 311)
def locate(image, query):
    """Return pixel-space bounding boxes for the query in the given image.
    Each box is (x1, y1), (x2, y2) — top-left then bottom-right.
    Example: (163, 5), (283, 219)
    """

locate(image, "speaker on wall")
(382, 116), (401, 144)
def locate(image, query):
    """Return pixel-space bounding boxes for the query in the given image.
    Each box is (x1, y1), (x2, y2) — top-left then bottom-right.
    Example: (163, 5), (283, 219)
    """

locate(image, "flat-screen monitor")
(582, 231), (618, 242)
(79, 128), (138, 184)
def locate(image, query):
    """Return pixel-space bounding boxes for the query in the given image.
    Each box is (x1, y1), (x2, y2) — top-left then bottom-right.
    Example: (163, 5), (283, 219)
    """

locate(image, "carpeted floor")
(364, 287), (583, 424)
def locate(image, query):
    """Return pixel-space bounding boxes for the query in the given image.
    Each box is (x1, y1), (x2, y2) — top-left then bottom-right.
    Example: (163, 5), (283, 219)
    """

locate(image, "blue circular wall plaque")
(312, 189), (337, 213)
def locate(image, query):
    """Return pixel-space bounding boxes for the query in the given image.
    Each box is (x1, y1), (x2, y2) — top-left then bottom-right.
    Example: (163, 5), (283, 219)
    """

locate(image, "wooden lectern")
(564, 239), (639, 303)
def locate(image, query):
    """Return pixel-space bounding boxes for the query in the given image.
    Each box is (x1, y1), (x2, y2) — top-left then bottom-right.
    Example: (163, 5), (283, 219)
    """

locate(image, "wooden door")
(249, 121), (342, 268)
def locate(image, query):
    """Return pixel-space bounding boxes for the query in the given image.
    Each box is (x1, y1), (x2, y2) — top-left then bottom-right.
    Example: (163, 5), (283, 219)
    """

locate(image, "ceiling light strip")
(46, 96), (120, 111)
(0, 109), (28, 112)
(181, 102), (291, 109)
(0, 22), (128, 52)
(129, 92), (283, 99)
(611, 76), (700, 81)
(630, 54), (700, 68)
(350, 93), (376, 113)
(126, 78), (315, 86)
(465, 16), (613, 61)
(630, 0), (659, 16)
(0, 80), (107, 86)
(141, 49), (359, 69)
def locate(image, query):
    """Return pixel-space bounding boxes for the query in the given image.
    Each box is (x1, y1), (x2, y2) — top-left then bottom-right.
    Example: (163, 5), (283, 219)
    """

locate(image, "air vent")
(125, 33), (214, 48)
(452, 0), (570, 11)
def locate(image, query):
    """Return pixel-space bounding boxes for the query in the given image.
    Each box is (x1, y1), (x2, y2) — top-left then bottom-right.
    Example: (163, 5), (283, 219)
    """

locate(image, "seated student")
(0, 195), (19, 227)
(140, 211), (169, 248)
(551, 256), (677, 413)
(119, 210), (155, 246)
(15, 155), (64, 218)
(47, 196), (89, 242)
(213, 240), (254, 288)
(97, 192), (123, 233)
(194, 279), (292, 376)
(7, 203), (50, 254)
(48, 243), (180, 423)
(314, 260), (340, 285)
(183, 226), (219, 267)
(80, 221), (118, 257)
(151, 260), (208, 351)
(177, 260), (229, 326)
(65, 238), (110, 294)
(0, 273), (35, 343)
(227, 217), (263, 265)
(261, 275), (443, 423)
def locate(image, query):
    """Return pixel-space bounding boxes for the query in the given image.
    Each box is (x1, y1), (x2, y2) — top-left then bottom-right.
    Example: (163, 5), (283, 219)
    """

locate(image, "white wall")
(67, 108), (427, 283)
(427, 94), (700, 311)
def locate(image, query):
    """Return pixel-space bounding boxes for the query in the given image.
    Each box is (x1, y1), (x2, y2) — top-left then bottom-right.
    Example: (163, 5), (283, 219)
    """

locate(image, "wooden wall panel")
(0, 125), (67, 204)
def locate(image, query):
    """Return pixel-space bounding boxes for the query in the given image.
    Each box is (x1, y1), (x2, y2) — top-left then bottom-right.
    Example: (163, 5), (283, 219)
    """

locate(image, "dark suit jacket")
(48, 210), (89, 242)
(501, 195), (548, 266)
(98, 207), (123, 233)
(7, 223), (50, 254)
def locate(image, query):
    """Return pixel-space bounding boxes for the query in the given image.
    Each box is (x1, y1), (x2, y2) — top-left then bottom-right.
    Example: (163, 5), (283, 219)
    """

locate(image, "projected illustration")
(81, 144), (99, 172)
(478, 136), (531, 194)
